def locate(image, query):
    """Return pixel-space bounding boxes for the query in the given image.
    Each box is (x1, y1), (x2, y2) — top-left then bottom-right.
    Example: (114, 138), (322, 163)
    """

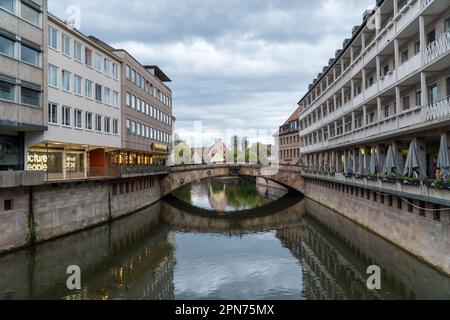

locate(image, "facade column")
(361, 32), (366, 51)
(394, 39), (400, 70)
(351, 79), (355, 100)
(326, 100), (330, 114)
(395, 86), (401, 115)
(336, 151), (342, 173)
(341, 87), (345, 106)
(351, 111), (356, 131)
(376, 56), (381, 82)
(350, 46), (354, 64)
(363, 105), (367, 126)
(341, 59), (345, 73)
(421, 72), (428, 106)
(342, 117), (346, 134)
(362, 68), (367, 92)
(377, 97), (382, 121)
(333, 94), (338, 109)
(62, 148), (67, 180)
(334, 121), (339, 136)
(333, 67), (337, 81)
(419, 16), (426, 53)
(327, 124), (331, 139)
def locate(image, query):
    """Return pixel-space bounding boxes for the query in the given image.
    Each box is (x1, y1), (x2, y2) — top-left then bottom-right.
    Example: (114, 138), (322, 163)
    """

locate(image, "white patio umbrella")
(403, 141), (425, 178)
(369, 150), (379, 175)
(357, 151), (364, 175)
(345, 151), (353, 174)
(382, 145), (398, 175)
(437, 134), (450, 179)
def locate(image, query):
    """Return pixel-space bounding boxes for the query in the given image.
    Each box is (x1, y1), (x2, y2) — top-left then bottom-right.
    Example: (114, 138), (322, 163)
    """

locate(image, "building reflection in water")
(0, 181), (449, 300)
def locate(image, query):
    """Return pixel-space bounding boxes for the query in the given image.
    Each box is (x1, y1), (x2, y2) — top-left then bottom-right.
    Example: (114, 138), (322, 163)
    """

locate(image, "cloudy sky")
(48, 0), (374, 146)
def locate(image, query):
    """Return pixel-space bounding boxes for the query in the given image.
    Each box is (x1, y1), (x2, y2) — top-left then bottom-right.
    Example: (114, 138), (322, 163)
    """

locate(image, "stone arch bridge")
(160, 164), (305, 196)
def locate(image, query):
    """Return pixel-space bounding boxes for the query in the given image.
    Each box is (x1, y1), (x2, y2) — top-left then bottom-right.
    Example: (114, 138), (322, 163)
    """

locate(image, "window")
(113, 119), (119, 135)
(21, 2), (40, 26)
(112, 63), (119, 80)
(383, 65), (389, 76)
(428, 84), (438, 104)
(74, 75), (82, 95)
(131, 121), (136, 134)
(48, 27), (57, 50)
(132, 95), (136, 109)
(95, 114), (102, 132)
(74, 41), (83, 62)
(48, 103), (58, 124)
(21, 86), (40, 106)
(62, 34), (70, 56)
(62, 70), (71, 91)
(126, 119), (131, 133)
(85, 112), (93, 130)
(4, 199), (12, 211)
(104, 87), (111, 105)
(414, 41), (420, 55)
(137, 98), (141, 112)
(95, 84), (102, 102)
(0, 34), (14, 57)
(131, 69), (136, 83)
(74, 109), (82, 128)
(0, 79), (15, 101)
(95, 53), (102, 71)
(104, 58), (111, 76)
(401, 50), (408, 63)
(21, 44), (39, 66)
(0, 0), (13, 12)
(85, 79), (93, 99)
(126, 92), (131, 107)
(85, 48), (93, 67)
(427, 29), (436, 45)
(447, 77), (450, 97)
(446, 17), (450, 33)
(416, 90), (422, 106)
(62, 106), (71, 126)
(113, 91), (119, 108)
(384, 105), (391, 118)
(126, 65), (131, 80)
(48, 64), (58, 87)
(403, 96), (410, 110)
(104, 117), (111, 134)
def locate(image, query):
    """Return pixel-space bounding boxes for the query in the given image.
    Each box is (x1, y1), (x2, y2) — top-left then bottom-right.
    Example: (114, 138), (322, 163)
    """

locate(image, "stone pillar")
(336, 151), (343, 173)
(377, 97), (382, 121)
(341, 87), (345, 106)
(334, 94), (338, 109)
(376, 56), (381, 81)
(341, 59), (345, 73)
(327, 124), (331, 139)
(363, 105), (367, 126)
(362, 68), (367, 92)
(334, 121), (339, 136)
(326, 100), (330, 114)
(351, 79), (355, 100)
(394, 39), (400, 70)
(333, 68), (337, 81)
(393, 0), (398, 16)
(351, 112), (356, 131)
(421, 72), (428, 106)
(419, 16), (426, 53)
(395, 86), (401, 114)
(350, 46), (354, 64)
(342, 117), (346, 134)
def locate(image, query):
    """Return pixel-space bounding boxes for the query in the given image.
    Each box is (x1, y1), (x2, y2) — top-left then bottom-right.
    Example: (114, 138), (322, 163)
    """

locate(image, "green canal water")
(0, 177), (449, 300)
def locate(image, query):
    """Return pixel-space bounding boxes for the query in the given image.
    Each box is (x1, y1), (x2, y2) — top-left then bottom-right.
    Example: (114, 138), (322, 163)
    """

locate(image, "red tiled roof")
(283, 107), (301, 125)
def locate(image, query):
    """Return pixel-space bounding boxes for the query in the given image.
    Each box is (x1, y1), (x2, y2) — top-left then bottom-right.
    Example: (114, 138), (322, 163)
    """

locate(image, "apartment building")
(277, 107), (301, 165)
(0, 0), (47, 171)
(25, 14), (122, 180)
(89, 37), (174, 167)
(299, 0), (450, 182)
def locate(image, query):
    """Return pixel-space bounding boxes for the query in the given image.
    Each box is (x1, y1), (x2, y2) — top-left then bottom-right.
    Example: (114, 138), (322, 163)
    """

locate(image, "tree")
(174, 133), (185, 147)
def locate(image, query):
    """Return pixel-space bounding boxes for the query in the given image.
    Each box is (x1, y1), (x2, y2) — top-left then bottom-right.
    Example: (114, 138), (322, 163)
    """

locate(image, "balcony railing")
(422, 0), (434, 9)
(397, 53), (422, 79)
(423, 96), (450, 122)
(424, 31), (450, 65)
(379, 70), (397, 91)
(377, 21), (395, 51)
(395, 0), (420, 34)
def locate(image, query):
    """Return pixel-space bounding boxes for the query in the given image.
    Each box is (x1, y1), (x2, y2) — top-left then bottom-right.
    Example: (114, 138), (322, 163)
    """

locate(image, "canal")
(0, 177), (449, 300)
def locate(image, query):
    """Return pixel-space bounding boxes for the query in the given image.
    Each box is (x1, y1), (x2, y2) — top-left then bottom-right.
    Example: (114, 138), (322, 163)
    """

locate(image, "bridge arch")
(160, 164), (305, 196)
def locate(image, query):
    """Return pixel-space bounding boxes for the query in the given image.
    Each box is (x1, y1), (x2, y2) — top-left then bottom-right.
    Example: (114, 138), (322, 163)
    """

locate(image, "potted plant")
(382, 173), (401, 183)
(402, 176), (422, 187)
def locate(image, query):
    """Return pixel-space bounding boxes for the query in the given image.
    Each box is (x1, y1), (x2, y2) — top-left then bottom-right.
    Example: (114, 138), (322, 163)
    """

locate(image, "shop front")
(0, 133), (24, 171)
(108, 144), (169, 169)
(27, 144), (87, 180)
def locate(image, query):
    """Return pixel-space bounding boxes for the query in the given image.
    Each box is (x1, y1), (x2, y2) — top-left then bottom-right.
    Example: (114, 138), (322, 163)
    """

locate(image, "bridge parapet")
(162, 164), (305, 196)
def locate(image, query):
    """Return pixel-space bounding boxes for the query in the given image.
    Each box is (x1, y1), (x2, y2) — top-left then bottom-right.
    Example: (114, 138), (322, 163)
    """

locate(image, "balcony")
(353, 92), (364, 107)
(424, 31), (450, 65)
(379, 70), (397, 91)
(398, 53), (422, 79)
(364, 83), (378, 101)
(395, 0), (421, 34)
(377, 21), (395, 52)
(423, 96), (450, 122)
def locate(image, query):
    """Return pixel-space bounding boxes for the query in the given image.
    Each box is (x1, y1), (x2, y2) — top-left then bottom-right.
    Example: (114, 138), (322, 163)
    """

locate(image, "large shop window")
(27, 149), (85, 180)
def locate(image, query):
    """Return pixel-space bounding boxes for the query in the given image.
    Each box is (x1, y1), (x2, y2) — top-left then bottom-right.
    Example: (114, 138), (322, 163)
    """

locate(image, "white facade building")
(298, 0), (450, 183)
(25, 14), (122, 180)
